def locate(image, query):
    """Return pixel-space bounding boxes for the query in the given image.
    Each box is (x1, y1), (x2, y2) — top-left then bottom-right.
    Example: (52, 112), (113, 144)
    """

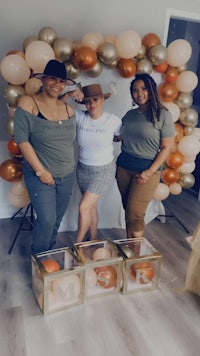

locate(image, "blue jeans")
(23, 164), (75, 254)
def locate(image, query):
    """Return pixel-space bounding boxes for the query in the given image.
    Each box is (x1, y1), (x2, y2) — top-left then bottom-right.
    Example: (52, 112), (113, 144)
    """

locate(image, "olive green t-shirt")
(120, 108), (175, 160)
(14, 107), (76, 178)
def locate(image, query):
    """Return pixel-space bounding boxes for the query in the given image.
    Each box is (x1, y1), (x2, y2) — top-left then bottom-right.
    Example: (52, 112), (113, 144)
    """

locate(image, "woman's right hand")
(37, 169), (55, 185)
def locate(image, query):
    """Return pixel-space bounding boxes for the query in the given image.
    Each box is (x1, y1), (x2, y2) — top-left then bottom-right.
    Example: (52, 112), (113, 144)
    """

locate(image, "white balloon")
(163, 102), (180, 122)
(178, 162), (195, 174)
(153, 183), (170, 201)
(178, 136), (200, 156)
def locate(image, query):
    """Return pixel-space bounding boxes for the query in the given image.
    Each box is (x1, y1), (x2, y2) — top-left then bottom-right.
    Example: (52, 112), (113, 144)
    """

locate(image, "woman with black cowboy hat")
(14, 59), (80, 254)
(73, 84), (122, 243)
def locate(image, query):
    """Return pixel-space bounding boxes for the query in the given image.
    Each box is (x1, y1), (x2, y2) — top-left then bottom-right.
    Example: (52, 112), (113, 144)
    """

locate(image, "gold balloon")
(97, 42), (118, 65)
(53, 38), (74, 62)
(179, 108), (198, 127)
(105, 58), (119, 69)
(65, 62), (80, 79)
(175, 92), (193, 110)
(38, 26), (57, 45)
(183, 126), (194, 136)
(136, 57), (153, 74)
(148, 44), (167, 65)
(177, 63), (187, 73)
(135, 44), (146, 59)
(87, 60), (103, 77)
(4, 85), (25, 107)
(178, 173), (195, 189)
(23, 36), (37, 51)
(72, 40), (82, 50)
(5, 117), (14, 136)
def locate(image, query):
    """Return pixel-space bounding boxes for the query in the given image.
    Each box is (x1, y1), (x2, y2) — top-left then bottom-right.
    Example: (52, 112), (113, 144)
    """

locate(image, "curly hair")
(130, 73), (165, 125)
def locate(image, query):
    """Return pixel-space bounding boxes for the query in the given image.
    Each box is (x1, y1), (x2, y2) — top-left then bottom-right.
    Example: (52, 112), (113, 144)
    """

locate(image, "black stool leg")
(8, 203), (33, 254)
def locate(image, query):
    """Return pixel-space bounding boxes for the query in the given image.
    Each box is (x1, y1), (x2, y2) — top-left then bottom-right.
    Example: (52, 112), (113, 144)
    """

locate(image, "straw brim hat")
(33, 59), (76, 86)
(80, 84), (111, 104)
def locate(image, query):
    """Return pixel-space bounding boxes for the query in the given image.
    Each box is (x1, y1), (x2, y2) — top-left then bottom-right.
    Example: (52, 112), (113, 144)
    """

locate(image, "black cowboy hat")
(33, 59), (76, 86)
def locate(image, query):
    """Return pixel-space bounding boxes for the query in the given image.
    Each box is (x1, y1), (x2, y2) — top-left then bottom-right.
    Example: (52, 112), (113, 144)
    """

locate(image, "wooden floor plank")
(0, 190), (200, 356)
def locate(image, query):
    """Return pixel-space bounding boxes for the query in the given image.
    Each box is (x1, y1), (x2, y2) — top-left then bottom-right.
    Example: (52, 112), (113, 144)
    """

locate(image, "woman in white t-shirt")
(74, 84), (122, 243)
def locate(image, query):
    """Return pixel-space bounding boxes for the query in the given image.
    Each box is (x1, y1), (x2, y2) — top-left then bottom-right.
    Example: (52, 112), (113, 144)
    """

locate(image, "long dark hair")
(130, 73), (165, 124)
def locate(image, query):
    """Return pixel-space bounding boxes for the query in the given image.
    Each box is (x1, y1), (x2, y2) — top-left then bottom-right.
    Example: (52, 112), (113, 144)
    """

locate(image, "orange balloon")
(96, 265), (117, 289)
(7, 138), (21, 156)
(166, 151), (184, 169)
(161, 167), (179, 185)
(0, 159), (23, 182)
(117, 58), (136, 78)
(130, 262), (154, 284)
(142, 33), (161, 51)
(163, 66), (179, 83)
(174, 122), (184, 143)
(154, 61), (168, 73)
(42, 259), (60, 273)
(74, 46), (97, 71)
(158, 82), (179, 102)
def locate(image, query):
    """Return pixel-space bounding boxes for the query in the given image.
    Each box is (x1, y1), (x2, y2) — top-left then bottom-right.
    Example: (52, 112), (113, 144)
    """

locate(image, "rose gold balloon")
(0, 159), (23, 182)
(74, 46), (97, 71)
(118, 58), (136, 78)
(166, 151), (184, 169)
(130, 262), (155, 284)
(174, 123), (184, 143)
(161, 167), (179, 185)
(158, 82), (178, 102)
(42, 259), (60, 273)
(96, 266), (117, 289)
(163, 66), (179, 84)
(7, 138), (21, 156)
(142, 33), (161, 51)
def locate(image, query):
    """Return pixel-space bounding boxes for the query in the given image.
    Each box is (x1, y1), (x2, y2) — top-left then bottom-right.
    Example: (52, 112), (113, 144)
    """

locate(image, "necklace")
(40, 94), (62, 123)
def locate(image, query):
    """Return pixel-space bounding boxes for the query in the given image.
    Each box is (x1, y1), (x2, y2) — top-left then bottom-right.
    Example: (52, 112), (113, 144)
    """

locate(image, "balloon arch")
(0, 26), (200, 208)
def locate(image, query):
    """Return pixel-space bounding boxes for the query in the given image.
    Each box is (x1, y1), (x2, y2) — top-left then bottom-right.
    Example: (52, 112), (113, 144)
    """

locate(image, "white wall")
(0, 0), (200, 221)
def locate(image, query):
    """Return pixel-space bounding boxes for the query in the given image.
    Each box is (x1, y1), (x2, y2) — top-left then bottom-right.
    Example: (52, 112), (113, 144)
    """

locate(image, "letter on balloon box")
(31, 247), (85, 315)
(74, 239), (123, 300)
(114, 237), (162, 294)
